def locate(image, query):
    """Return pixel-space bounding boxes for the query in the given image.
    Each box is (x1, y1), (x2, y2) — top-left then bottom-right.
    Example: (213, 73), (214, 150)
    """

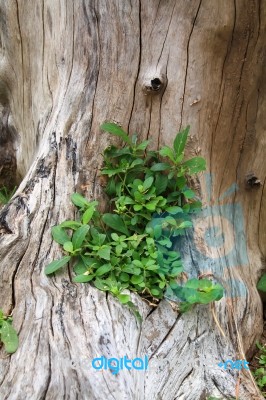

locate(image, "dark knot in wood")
(245, 172), (261, 188)
(142, 73), (166, 95)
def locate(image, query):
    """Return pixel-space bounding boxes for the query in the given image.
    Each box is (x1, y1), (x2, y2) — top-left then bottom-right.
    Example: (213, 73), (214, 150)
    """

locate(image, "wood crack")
(127, 0), (142, 134)
(179, 0), (202, 130)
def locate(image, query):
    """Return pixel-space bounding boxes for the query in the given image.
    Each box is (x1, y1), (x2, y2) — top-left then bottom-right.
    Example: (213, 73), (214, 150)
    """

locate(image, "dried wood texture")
(0, 1), (265, 399)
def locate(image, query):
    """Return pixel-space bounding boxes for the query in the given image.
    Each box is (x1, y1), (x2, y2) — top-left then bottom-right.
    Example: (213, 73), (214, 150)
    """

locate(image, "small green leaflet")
(95, 263), (112, 276)
(178, 221), (193, 229)
(82, 207), (95, 224)
(183, 189), (195, 199)
(165, 206), (183, 214)
(151, 288), (161, 296)
(73, 259), (87, 275)
(71, 193), (91, 208)
(97, 246), (111, 261)
(100, 122), (131, 144)
(51, 226), (70, 245)
(117, 294), (130, 304)
(73, 274), (95, 283)
(159, 146), (175, 162)
(136, 140), (149, 151)
(131, 275), (144, 284)
(0, 321), (19, 353)
(173, 126), (190, 158)
(143, 176), (154, 191)
(154, 174), (168, 195)
(102, 213), (129, 235)
(60, 221), (82, 229)
(182, 157), (206, 174)
(45, 256), (71, 275)
(63, 241), (73, 253)
(150, 163), (171, 172)
(257, 274), (266, 292)
(72, 225), (90, 250)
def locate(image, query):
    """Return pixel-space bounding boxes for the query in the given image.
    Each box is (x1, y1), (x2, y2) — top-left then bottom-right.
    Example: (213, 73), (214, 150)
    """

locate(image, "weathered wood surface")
(0, 1), (265, 399)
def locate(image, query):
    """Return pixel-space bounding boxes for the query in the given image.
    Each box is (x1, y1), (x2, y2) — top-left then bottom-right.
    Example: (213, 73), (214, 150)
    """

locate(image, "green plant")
(166, 278), (224, 312)
(257, 274), (266, 292)
(0, 309), (19, 353)
(45, 122), (224, 318)
(0, 186), (16, 206)
(252, 342), (266, 395)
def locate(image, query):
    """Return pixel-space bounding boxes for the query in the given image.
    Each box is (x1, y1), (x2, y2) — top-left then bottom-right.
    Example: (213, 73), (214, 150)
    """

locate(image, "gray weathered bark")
(0, 1), (265, 399)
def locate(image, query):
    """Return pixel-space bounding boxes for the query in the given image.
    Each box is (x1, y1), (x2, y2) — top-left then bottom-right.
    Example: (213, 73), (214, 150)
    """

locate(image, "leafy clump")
(167, 278), (224, 312)
(252, 342), (266, 396)
(45, 123), (223, 317)
(0, 310), (19, 354)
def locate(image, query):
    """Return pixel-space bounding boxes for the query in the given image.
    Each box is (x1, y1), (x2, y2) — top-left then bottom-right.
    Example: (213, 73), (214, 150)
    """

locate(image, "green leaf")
(132, 133), (138, 145)
(150, 163), (171, 172)
(73, 259), (87, 275)
(82, 207), (95, 224)
(183, 189), (195, 199)
(95, 264), (112, 276)
(131, 275), (144, 285)
(130, 159), (144, 168)
(60, 221), (82, 229)
(153, 224), (162, 239)
(146, 264), (159, 271)
(63, 241), (74, 253)
(115, 244), (123, 255)
(51, 226), (70, 245)
(105, 177), (117, 196)
(145, 202), (157, 211)
(137, 140), (149, 151)
(0, 321), (19, 353)
(45, 256), (71, 275)
(132, 260), (142, 268)
(185, 278), (204, 289)
(182, 157), (206, 174)
(73, 274), (95, 283)
(94, 278), (109, 291)
(120, 273), (130, 282)
(97, 246), (111, 261)
(133, 204), (143, 211)
(165, 206), (183, 214)
(258, 274), (266, 292)
(159, 146), (175, 162)
(143, 176), (154, 191)
(81, 255), (98, 267)
(173, 126), (189, 157)
(102, 213), (129, 235)
(100, 122), (131, 144)
(111, 232), (119, 241)
(154, 174), (168, 195)
(101, 167), (124, 177)
(71, 193), (90, 208)
(177, 221), (193, 229)
(117, 294), (131, 304)
(72, 225), (90, 250)
(150, 288), (161, 297)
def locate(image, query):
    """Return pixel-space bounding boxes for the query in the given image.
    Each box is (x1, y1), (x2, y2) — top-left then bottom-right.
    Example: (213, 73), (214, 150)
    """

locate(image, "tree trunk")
(0, 1), (265, 399)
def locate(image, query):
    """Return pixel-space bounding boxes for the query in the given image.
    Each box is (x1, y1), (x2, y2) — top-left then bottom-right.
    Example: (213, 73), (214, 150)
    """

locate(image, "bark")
(0, 1), (265, 399)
